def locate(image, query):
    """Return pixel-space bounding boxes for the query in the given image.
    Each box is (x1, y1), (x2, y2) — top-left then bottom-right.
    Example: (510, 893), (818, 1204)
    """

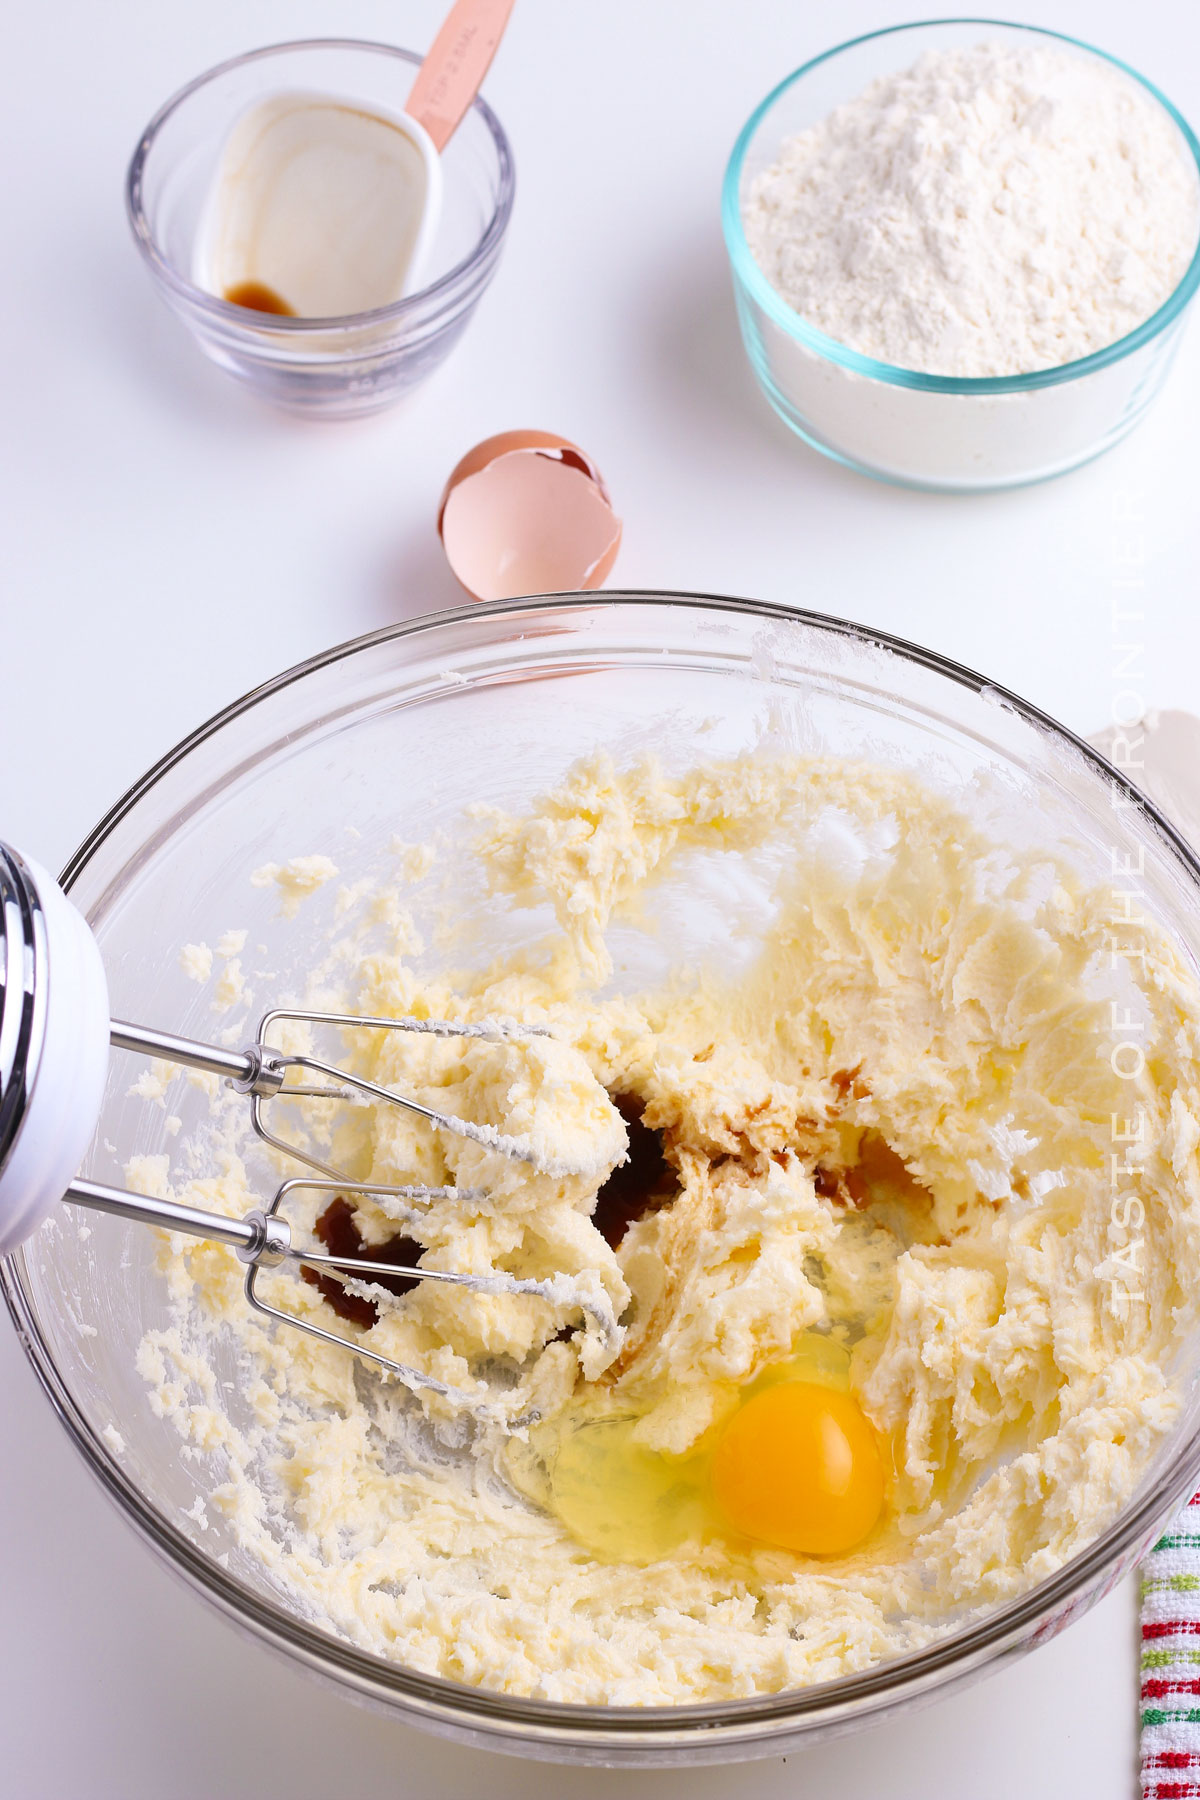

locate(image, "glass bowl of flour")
(10, 595), (1200, 1763)
(723, 21), (1200, 491)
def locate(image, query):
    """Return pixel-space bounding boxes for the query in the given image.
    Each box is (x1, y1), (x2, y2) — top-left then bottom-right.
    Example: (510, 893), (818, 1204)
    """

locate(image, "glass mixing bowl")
(6, 593), (1200, 1765)
(722, 20), (1200, 492)
(127, 40), (515, 418)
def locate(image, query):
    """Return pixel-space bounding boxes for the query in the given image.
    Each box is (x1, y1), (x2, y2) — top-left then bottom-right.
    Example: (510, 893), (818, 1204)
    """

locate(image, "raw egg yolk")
(710, 1381), (884, 1555)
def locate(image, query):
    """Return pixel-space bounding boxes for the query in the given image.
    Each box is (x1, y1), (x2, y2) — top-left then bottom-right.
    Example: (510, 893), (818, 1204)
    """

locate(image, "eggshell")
(438, 431), (622, 601)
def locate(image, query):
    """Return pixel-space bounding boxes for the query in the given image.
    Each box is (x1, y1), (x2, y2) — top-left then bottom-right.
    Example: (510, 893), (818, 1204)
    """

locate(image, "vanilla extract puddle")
(591, 1092), (678, 1248)
(301, 1195), (422, 1327)
(224, 280), (295, 316)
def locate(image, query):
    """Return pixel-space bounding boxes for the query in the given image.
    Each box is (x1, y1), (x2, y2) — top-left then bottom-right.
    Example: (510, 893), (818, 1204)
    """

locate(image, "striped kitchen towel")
(1086, 718), (1200, 1798)
(1142, 1487), (1200, 1798)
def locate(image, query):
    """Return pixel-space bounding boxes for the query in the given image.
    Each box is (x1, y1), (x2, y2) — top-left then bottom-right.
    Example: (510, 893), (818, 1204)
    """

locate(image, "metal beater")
(0, 842), (619, 1401)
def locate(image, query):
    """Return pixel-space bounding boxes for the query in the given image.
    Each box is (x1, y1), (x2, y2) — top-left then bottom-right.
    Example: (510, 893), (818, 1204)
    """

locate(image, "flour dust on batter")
(132, 751), (1200, 1704)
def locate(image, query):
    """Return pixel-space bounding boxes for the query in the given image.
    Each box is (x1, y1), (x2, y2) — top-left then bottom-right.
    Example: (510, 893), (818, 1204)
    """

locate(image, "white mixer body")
(0, 846), (111, 1257)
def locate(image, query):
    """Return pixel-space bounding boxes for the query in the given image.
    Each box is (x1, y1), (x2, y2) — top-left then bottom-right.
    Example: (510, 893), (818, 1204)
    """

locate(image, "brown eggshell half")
(437, 430), (621, 602)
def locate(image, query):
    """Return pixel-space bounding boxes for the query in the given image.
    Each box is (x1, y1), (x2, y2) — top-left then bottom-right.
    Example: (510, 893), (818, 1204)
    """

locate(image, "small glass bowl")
(722, 20), (1200, 492)
(127, 39), (515, 419)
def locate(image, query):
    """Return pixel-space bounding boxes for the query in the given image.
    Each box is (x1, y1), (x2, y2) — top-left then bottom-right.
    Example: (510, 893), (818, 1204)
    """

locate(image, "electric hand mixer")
(0, 842), (620, 1401)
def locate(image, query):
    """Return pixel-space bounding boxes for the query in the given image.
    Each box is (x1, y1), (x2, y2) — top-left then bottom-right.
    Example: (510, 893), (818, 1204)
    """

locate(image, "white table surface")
(4, 0), (1199, 1792)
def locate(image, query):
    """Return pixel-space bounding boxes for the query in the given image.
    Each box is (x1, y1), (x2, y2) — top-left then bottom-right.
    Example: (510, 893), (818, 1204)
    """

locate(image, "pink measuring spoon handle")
(406, 0), (517, 154)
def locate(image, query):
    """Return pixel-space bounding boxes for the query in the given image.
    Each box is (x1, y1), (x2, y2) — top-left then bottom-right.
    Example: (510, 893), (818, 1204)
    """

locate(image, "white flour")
(744, 41), (1199, 378)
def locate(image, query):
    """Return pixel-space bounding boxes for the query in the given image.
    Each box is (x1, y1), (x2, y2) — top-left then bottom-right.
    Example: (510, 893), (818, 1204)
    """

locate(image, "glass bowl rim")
(6, 588), (1200, 1749)
(721, 16), (1200, 396)
(125, 36), (516, 336)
